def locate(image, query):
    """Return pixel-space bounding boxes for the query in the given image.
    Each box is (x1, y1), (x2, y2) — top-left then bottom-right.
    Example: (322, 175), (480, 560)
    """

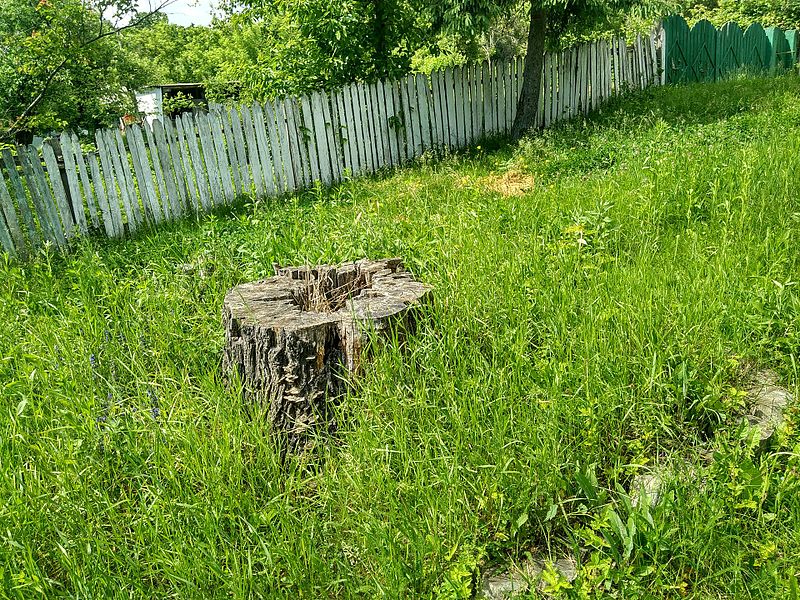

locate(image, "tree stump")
(222, 258), (431, 446)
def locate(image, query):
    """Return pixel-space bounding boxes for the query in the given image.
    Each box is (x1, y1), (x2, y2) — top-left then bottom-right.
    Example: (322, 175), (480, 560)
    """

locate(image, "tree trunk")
(511, 7), (547, 140)
(223, 258), (431, 451)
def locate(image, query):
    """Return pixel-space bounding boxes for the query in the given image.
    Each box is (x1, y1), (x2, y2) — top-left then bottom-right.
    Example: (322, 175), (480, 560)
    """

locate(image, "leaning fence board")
(262, 101), (283, 195)
(415, 74), (433, 153)
(228, 107), (250, 195)
(58, 133), (88, 234)
(181, 113), (211, 212)
(0, 202), (15, 255)
(252, 102), (277, 197)
(22, 146), (65, 246)
(95, 131), (125, 237)
(196, 113), (223, 206)
(367, 84), (385, 168)
(42, 142), (77, 239)
(209, 111), (235, 203)
(2, 150), (38, 246)
(162, 120), (189, 211)
(450, 67), (463, 148)
(340, 85), (359, 175)
(375, 84), (392, 168)
(104, 130), (137, 230)
(332, 89), (352, 174)
(321, 92), (343, 181)
(0, 175), (23, 253)
(220, 110), (242, 196)
(70, 133), (99, 230)
(152, 121), (182, 217)
(143, 122), (171, 221)
(240, 105), (265, 199)
(172, 117), (199, 213)
(87, 153), (115, 238)
(473, 63), (483, 138)
(361, 83), (379, 172)
(288, 98), (309, 190)
(112, 130), (143, 227)
(127, 125), (162, 224)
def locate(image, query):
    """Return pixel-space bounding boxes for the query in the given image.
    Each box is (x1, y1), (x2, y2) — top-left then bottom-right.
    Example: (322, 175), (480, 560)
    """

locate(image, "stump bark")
(222, 258), (431, 444)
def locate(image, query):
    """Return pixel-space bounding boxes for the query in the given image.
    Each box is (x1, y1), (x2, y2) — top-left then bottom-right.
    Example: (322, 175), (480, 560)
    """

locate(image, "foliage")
(1, 76), (800, 597)
(0, 0), (162, 142)
(683, 0), (800, 29)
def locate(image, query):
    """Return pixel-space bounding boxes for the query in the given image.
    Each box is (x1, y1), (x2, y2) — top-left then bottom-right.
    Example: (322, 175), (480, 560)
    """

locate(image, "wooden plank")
(103, 130), (136, 230)
(480, 62), (490, 137)
(458, 65), (471, 145)
(240, 105), (265, 199)
(23, 146), (66, 245)
(112, 129), (143, 227)
(321, 92), (343, 181)
(143, 121), (171, 220)
(251, 102), (282, 196)
(127, 124), (163, 224)
(172, 116), (199, 213)
(0, 174), (23, 254)
(428, 70), (442, 149)
(340, 85), (359, 175)
(299, 95), (321, 183)
(377, 83), (392, 168)
(70, 133), (99, 230)
(209, 111), (235, 203)
(181, 113), (211, 212)
(415, 74), (432, 152)
(15, 148), (53, 244)
(202, 111), (227, 204)
(162, 119), (188, 211)
(361, 83), (378, 172)
(87, 152), (116, 238)
(58, 133), (88, 234)
(220, 109), (242, 197)
(2, 150), (38, 245)
(350, 83), (369, 171)
(333, 89), (352, 175)
(449, 66), (462, 147)
(0, 157), (29, 251)
(311, 92), (331, 182)
(367, 83), (384, 168)
(152, 121), (182, 217)
(196, 113), (223, 207)
(42, 141), (77, 238)
(263, 101), (284, 195)
(377, 82), (395, 168)
(228, 107), (250, 195)
(285, 97), (306, 191)
(0, 197), (16, 256)
(505, 59), (514, 129)
(400, 75), (416, 158)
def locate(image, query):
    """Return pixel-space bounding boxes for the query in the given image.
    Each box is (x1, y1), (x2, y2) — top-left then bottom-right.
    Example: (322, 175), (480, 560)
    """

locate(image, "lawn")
(1, 75), (799, 599)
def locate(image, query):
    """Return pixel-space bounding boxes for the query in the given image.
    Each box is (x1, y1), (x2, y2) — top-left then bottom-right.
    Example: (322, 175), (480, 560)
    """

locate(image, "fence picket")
(127, 125), (163, 223)
(173, 117), (200, 212)
(181, 114), (210, 212)
(112, 130), (143, 227)
(2, 150), (38, 246)
(42, 142), (77, 239)
(252, 102), (277, 197)
(94, 132), (125, 236)
(322, 92), (343, 181)
(208, 112), (235, 203)
(237, 107), (263, 200)
(220, 110), (242, 197)
(0, 198), (15, 256)
(266, 101), (286, 194)
(0, 175), (23, 253)
(152, 121), (182, 217)
(58, 133), (88, 234)
(162, 120), (189, 210)
(21, 146), (65, 245)
(196, 113), (223, 206)
(87, 153), (115, 238)
(143, 122), (170, 220)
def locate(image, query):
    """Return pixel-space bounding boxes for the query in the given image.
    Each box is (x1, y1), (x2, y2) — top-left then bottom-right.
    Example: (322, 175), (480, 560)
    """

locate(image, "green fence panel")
(766, 27), (792, 69)
(787, 30), (799, 66)
(743, 23), (771, 72)
(664, 15), (692, 83)
(690, 20), (717, 81)
(716, 21), (744, 79)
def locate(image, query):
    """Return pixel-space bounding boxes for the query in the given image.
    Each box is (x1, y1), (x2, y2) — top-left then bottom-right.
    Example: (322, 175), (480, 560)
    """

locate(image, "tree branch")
(8, 0), (175, 135)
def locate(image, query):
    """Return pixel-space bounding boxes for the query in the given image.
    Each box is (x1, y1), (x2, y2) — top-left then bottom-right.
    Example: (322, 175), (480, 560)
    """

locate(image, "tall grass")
(1, 75), (799, 598)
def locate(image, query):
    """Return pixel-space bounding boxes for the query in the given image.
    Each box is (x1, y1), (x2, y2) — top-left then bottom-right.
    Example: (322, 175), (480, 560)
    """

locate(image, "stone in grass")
(222, 258), (431, 448)
(480, 556), (578, 599)
(745, 370), (793, 443)
(630, 470), (664, 508)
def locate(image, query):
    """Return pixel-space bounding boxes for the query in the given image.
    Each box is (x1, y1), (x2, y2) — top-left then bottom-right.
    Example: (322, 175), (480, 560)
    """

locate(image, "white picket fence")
(0, 29), (662, 258)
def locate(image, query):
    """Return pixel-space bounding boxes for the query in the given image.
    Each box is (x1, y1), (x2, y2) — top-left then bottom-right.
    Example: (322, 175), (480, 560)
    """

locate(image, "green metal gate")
(664, 15), (799, 83)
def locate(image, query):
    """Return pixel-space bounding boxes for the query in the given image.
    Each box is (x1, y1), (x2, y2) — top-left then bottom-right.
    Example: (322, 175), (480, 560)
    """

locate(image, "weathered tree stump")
(223, 258), (431, 445)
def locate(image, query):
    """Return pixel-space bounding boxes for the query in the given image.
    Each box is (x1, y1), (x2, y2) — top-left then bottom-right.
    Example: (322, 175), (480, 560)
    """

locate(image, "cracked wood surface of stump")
(223, 258), (431, 442)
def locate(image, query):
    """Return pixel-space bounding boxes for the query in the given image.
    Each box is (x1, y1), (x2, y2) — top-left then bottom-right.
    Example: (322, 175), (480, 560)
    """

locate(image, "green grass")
(2, 75), (800, 599)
